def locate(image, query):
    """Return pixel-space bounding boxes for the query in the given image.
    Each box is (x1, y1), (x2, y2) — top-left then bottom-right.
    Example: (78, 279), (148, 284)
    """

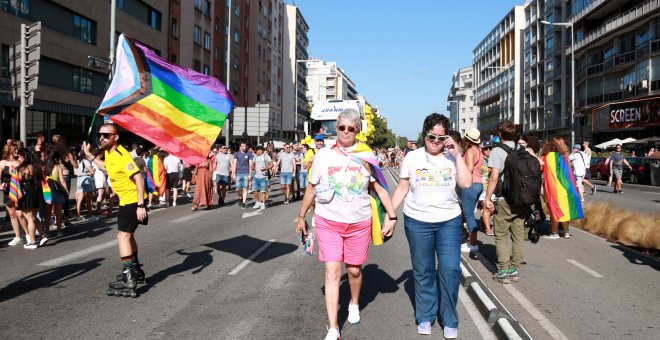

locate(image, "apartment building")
(282, 3), (309, 141)
(473, 5), (527, 137)
(305, 58), (358, 106)
(571, 0), (660, 143)
(447, 66), (477, 135)
(0, 0), (168, 145)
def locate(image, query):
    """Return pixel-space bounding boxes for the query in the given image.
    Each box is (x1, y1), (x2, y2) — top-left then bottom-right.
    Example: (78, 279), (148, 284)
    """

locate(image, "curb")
(460, 257), (532, 340)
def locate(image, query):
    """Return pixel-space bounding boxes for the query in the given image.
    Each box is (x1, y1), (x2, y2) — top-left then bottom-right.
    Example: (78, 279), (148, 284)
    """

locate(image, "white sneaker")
(173, 201), (177, 207)
(253, 202), (261, 209)
(8, 237), (22, 246)
(39, 236), (49, 247)
(24, 243), (38, 250)
(347, 303), (360, 325)
(460, 242), (470, 253)
(417, 321), (432, 335)
(25, 235), (33, 245)
(542, 233), (560, 239)
(564, 232), (571, 239)
(324, 327), (340, 340)
(260, 202), (266, 210)
(443, 326), (458, 339)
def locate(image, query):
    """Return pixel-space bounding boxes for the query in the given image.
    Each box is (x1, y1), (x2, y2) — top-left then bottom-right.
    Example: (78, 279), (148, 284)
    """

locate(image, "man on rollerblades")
(83, 123), (148, 297)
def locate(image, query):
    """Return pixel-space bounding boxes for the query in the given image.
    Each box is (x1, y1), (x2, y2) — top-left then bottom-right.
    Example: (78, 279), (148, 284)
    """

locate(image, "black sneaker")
(591, 185), (597, 195)
(618, 190), (623, 195)
(240, 203), (246, 209)
(469, 251), (479, 260)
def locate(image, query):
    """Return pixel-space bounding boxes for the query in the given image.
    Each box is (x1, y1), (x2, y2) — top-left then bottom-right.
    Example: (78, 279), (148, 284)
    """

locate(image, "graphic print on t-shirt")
(413, 164), (454, 187)
(323, 165), (365, 202)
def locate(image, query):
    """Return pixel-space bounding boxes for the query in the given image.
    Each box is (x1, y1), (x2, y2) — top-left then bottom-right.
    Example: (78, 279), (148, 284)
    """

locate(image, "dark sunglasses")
(97, 132), (116, 139)
(337, 125), (357, 133)
(426, 133), (448, 142)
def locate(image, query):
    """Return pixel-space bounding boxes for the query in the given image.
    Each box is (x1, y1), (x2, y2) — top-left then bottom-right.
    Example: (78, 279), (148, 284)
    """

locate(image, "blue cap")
(314, 134), (325, 141)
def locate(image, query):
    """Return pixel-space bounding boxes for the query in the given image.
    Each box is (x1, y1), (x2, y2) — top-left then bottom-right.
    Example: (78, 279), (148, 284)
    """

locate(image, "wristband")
(137, 204), (146, 209)
(388, 216), (397, 220)
(298, 215), (305, 219)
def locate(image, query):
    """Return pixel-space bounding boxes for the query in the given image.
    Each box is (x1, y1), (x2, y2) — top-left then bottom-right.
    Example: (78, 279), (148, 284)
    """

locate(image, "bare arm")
(391, 177), (410, 211)
(465, 147), (476, 174)
(484, 167), (500, 212)
(295, 184), (316, 235)
(372, 180), (397, 237)
(82, 142), (105, 172)
(58, 165), (69, 194)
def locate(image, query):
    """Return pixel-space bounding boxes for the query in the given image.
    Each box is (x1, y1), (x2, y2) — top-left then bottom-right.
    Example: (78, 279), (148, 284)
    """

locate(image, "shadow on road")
(611, 244), (660, 270)
(139, 249), (214, 294)
(204, 235), (297, 263)
(0, 258), (104, 303)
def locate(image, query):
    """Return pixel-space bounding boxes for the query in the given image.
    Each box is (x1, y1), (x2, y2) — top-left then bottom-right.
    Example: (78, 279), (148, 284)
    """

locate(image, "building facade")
(571, 0), (660, 144)
(304, 58), (358, 106)
(447, 65), (477, 135)
(473, 5), (527, 138)
(1, 0), (168, 145)
(282, 3), (309, 141)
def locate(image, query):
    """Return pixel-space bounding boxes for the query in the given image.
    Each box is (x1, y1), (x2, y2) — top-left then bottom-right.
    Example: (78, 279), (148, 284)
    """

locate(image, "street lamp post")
(225, 0), (232, 147)
(541, 20), (575, 147)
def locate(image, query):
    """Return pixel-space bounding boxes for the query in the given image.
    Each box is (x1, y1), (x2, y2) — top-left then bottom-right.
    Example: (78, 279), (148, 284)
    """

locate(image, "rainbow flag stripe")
(8, 167), (23, 204)
(41, 179), (52, 204)
(542, 152), (584, 222)
(97, 34), (235, 165)
(146, 155), (166, 196)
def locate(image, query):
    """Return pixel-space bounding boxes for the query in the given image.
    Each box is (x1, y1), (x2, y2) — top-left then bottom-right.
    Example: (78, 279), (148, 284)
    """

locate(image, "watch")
(137, 204), (146, 209)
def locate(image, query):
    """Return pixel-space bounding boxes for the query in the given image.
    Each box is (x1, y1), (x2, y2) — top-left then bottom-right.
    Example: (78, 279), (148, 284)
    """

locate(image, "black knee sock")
(132, 251), (139, 266)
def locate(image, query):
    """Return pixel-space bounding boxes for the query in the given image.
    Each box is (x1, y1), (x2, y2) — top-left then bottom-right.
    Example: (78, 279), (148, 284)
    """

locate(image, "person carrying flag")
(83, 123), (148, 297)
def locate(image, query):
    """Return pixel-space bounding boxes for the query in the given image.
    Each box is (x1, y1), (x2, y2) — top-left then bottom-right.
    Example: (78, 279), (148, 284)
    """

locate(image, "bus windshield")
(311, 120), (337, 137)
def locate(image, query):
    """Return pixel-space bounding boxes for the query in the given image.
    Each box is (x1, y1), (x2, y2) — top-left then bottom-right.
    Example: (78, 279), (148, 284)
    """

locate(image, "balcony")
(569, 0), (607, 22)
(571, 0), (660, 53)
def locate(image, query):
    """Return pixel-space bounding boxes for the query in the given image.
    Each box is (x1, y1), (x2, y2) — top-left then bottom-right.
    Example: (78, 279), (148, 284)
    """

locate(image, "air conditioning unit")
(641, 80), (648, 89)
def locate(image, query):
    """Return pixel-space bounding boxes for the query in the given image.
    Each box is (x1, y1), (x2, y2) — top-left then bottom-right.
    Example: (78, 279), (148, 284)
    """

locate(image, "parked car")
(589, 157), (608, 180)
(622, 157), (651, 184)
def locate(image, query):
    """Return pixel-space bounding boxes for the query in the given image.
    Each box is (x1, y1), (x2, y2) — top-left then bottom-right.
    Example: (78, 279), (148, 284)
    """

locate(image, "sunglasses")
(97, 132), (116, 139)
(426, 133), (448, 142)
(337, 125), (357, 133)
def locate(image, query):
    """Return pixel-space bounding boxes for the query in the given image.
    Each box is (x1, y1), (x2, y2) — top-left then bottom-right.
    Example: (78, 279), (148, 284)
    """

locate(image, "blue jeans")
(404, 214), (462, 328)
(280, 172), (293, 185)
(235, 174), (249, 190)
(252, 177), (268, 192)
(460, 182), (483, 233)
(299, 172), (308, 188)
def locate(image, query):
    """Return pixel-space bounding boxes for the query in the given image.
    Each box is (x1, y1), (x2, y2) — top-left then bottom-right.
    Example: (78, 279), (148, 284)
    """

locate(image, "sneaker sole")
(509, 276), (520, 282)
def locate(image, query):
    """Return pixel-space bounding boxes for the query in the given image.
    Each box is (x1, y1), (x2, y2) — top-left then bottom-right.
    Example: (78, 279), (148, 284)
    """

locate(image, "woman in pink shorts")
(295, 109), (396, 340)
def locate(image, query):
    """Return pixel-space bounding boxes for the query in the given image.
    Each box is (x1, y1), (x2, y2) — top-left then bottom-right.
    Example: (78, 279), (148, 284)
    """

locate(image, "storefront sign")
(608, 99), (660, 128)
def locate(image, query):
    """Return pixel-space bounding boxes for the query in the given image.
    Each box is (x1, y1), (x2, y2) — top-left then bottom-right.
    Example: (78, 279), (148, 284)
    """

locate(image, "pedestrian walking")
(163, 152), (182, 206)
(74, 149), (97, 221)
(483, 121), (532, 284)
(214, 145), (232, 206)
(251, 146), (272, 209)
(181, 161), (193, 197)
(278, 144), (296, 204)
(295, 108), (396, 340)
(390, 113), (471, 338)
(52, 135), (77, 227)
(581, 140), (597, 194)
(569, 144), (588, 203)
(83, 123), (148, 297)
(42, 150), (68, 238)
(191, 154), (213, 211)
(231, 142), (253, 209)
(293, 143), (304, 200)
(477, 141), (494, 236)
(541, 136), (584, 239)
(460, 128), (484, 260)
(1, 143), (26, 246)
(609, 144), (632, 194)
(14, 148), (47, 249)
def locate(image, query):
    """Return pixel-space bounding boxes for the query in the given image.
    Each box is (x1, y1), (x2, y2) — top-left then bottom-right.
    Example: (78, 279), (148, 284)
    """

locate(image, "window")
(73, 68), (93, 93)
(234, 2), (239, 15)
(74, 15), (95, 44)
(546, 60), (553, 72)
(1, 0), (30, 17)
(171, 18), (178, 38)
(149, 9), (161, 30)
(117, 0), (124, 10)
(215, 16), (220, 32)
(204, 0), (211, 16)
(234, 31), (239, 43)
(225, 25), (229, 36)
(1, 44), (9, 78)
(193, 25), (202, 44)
(204, 32), (211, 50)
(203, 64), (210, 75)
(546, 37), (553, 50)
(195, 0), (202, 9)
(547, 85), (553, 96)
(193, 59), (201, 72)
(214, 47), (219, 60)
(170, 54), (177, 64)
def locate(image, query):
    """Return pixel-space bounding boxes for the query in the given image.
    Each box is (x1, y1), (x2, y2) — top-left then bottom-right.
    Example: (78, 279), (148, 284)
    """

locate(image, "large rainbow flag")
(97, 34), (235, 165)
(542, 152), (584, 222)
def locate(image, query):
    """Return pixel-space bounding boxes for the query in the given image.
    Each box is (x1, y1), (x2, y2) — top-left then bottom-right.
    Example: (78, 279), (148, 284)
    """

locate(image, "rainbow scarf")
(333, 142), (390, 245)
(8, 167), (23, 204)
(542, 152), (584, 222)
(96, 34), (235, 165)
(41, 179), (52, 204)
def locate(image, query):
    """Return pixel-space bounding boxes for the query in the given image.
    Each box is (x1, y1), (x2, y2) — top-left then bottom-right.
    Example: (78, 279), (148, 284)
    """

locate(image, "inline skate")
(106, 267), (138, 298)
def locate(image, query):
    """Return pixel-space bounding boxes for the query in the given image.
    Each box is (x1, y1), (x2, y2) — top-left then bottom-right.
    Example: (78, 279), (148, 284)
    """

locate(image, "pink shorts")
(314, 214), (372, 265)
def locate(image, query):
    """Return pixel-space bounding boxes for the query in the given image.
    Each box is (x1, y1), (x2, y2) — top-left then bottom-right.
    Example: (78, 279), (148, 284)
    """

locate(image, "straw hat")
(465, 128), (481, 144)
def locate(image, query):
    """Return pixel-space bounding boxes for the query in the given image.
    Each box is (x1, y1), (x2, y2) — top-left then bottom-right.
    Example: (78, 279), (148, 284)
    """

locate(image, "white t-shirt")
(400, 148), (461, 222)
(569, 151), (587, 177)
(310, 146), (372, 223)
(163, 155), (181, 174)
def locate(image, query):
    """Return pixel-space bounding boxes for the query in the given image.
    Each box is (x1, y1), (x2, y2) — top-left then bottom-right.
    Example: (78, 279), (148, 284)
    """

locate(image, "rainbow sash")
(8, 167), (23, 204)
(542, 152), (584, 222)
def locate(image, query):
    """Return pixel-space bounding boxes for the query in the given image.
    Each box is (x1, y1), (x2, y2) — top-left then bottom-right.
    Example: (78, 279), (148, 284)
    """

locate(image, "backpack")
(494, 143), (542, 207)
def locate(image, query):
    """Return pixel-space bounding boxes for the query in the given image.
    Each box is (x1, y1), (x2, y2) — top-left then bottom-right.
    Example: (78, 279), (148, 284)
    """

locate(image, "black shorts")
(118, 203), (148, 233)
(166, 173), (180, 188)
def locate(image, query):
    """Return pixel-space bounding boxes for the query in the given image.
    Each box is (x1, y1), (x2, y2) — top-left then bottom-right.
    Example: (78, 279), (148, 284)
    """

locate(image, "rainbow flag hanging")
(8, 167), (23, 204)
(96, 34), (235, 165)
(333, 142), (390, 245)
(542, 152), (584, 222)
(41, 179), (52, 204)
(147, 154), (166, 196)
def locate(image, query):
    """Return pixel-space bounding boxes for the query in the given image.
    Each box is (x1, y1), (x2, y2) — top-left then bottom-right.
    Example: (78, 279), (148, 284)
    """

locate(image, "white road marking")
(458, 286), (497, 340)
(566, 259), (604, 278)
(502, 284), (570, 340)
(241, 209), (264, 219)
(171, 210), (212, 222)
(228, 239), (275, 276)
(38, 240), (117, 266)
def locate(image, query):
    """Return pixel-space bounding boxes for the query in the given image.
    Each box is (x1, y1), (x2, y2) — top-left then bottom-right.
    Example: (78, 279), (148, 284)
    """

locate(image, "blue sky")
(296, 0), (523, 139)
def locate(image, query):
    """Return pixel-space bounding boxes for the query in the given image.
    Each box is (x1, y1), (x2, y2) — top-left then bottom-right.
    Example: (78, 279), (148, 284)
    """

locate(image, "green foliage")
(371, 115), (395, 148)
(395, 136), (408, 148)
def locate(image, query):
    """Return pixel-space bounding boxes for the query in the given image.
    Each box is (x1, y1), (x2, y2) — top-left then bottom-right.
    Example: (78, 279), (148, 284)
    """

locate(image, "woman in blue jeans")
(391, 113), (471, 338)
(461, 128), (484, 260)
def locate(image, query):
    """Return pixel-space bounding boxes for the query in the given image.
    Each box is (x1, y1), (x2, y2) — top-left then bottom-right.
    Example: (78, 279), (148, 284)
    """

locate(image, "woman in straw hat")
(461, 127), (484, 260)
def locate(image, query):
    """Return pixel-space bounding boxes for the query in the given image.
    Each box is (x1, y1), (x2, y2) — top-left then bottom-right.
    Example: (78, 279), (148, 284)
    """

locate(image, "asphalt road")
(1, 173), (658, 339)
(586, 179), (660, 213)
(0, 177), (495, 339)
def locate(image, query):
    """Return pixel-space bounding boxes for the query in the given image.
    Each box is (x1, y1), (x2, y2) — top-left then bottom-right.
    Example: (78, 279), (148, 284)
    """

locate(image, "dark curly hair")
(422, 113), (450, 135)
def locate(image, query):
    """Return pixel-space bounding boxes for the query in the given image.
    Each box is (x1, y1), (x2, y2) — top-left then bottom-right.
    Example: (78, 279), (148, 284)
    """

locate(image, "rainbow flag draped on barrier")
(96, 34), (235, 165)
(542, 152), (584, 222)
(333, 142), (390, 245)
(8, 167), (23, 204)
(146, 155), (166, 196)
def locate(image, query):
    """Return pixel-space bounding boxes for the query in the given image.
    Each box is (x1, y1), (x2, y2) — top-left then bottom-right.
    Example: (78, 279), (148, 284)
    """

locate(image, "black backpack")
(494, 143), (542, 207)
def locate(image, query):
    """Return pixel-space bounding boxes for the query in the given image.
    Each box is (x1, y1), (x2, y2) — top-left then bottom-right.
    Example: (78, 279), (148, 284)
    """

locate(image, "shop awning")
(595, 138), (622, 149)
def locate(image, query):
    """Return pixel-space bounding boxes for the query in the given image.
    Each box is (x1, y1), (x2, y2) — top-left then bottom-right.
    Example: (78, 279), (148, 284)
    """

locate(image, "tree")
(395, 136), (408, 149)
(371, 115), (395, 148)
